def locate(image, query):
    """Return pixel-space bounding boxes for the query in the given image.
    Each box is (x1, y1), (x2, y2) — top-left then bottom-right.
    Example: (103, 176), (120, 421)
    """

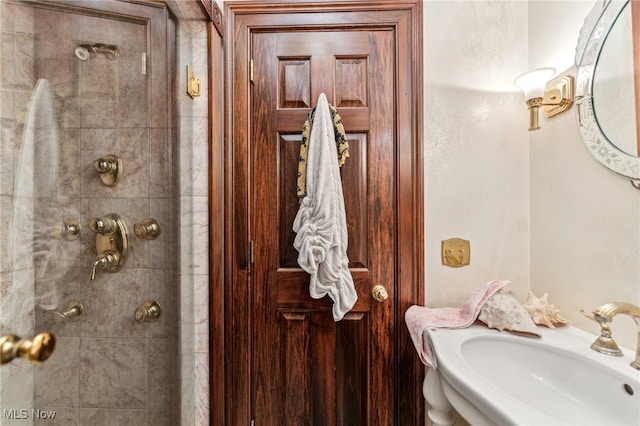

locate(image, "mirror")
(575, 0), (640, 178)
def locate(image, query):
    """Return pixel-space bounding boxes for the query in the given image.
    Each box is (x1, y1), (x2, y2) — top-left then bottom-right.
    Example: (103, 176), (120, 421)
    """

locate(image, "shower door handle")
(372, 285), (389, 303)
(0, 332), (56, 365)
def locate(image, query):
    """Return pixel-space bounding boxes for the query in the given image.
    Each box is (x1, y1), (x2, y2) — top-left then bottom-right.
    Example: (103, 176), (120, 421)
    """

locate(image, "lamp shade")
(514, 67), (556, 100)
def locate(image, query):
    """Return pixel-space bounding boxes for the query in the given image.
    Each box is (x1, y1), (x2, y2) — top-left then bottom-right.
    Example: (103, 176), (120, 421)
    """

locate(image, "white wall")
(424, 0), (640, 351)
(423, 0), (531, 307)
(529, 0), (640, 350)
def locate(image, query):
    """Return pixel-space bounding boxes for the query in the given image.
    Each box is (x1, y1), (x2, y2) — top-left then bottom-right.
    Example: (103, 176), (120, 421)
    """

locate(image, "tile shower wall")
(0, 1), (182, 424)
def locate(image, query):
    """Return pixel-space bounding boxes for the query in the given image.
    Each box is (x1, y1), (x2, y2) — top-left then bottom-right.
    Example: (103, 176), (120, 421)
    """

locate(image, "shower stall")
(0, 0), (212, 424)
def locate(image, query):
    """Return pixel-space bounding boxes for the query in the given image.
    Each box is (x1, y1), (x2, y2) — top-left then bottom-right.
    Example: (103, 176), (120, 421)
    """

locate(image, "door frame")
(220, 1), (424, 424)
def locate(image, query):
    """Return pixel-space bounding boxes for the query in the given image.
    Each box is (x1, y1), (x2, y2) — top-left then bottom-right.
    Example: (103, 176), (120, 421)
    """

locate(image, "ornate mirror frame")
(575, 0), (640, 178)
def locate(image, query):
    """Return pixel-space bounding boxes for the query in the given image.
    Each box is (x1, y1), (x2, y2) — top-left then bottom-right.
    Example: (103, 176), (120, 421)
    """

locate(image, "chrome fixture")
(74, 43), (120, 61)
(53, 300), (84, 323)
(585, 302), (640, 370)
(134, 300), (161, 323)
(133, 218), (161, 240)
(0, 332), (55, 365)
(93, 155), (122, 187)
(514, 68), (574, 131)
(88, 213), (129, 281)
(51, 219), (80, 241)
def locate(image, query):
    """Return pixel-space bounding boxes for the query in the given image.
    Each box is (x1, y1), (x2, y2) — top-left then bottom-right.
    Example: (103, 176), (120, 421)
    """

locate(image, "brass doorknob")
(0, 332), (56, 365)
(372, 284), (389, 303)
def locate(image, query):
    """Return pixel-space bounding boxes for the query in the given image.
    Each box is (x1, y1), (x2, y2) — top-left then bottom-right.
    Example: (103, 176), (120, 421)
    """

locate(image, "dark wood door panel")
(224, 3), (423, 425)
(252, 28), (394, 425)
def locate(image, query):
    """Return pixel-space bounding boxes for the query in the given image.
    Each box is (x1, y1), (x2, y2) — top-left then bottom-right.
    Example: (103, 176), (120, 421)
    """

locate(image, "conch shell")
(523, 291), (567, 329)
(479, 290), (541, 336)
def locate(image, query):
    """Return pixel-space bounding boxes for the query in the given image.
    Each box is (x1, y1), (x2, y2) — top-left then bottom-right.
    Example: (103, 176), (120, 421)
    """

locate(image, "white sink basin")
(424, 325), (640, 425)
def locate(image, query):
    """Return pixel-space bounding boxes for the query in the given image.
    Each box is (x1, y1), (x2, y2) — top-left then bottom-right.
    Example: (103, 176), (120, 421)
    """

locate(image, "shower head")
(74, 45), (96, 61)
(74, 43), (120, 61)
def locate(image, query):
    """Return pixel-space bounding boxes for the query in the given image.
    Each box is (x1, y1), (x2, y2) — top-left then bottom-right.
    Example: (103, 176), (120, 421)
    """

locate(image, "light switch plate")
(441, 238), (470, 267)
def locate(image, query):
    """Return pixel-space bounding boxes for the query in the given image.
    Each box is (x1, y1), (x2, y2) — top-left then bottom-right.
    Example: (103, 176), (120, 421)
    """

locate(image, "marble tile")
(191, 196), (209, 276)
(0, 196), (11, 271)
(149, 408), (179, 426)
(194, 353), (209, 425)
(55, 128), (81, 197)
(79, 338), (147, 409)
(14, 33), (36, 91)
(148, 339), (178, 411)
(40, 57), (75, 99)
(191, 117), (209, 197)
(148, 267), (178, 340)
(193, 274), (208, 354)
(80, 267), (148, 339)
(34, 406), (77, 425)
(34, 267), (83, 337)
(147, 198), (172, 269)
(79, 408), (147, 425)
(1, 35), (18, 90)
(34, 337), (80, 406)
(149, 128), (170, 198)
(117, 127), (150, 198)
(0, 350), (34, 419)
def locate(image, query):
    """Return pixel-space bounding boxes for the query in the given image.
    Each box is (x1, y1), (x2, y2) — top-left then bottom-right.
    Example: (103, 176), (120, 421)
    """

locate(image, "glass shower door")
(0, 1), (177, 424)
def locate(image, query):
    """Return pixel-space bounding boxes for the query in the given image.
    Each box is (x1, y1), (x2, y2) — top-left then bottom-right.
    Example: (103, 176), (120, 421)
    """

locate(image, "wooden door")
(223, 3), (424, 425)
(251, 29), (394, 425)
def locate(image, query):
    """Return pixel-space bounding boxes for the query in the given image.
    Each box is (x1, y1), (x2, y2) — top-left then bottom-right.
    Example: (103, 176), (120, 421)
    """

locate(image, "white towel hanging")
(292, 93), (357, 321)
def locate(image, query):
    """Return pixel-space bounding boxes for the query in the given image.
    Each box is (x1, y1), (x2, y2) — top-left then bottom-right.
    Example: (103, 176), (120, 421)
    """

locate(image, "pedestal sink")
(423, 324), (640, 425)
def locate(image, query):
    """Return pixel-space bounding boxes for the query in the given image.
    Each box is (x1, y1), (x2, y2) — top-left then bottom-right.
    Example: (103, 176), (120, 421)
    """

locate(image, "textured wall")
(423, 0), (530, 307)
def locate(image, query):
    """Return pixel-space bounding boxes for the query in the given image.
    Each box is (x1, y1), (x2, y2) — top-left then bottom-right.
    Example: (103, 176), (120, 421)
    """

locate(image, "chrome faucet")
(589, 302), (640, 370)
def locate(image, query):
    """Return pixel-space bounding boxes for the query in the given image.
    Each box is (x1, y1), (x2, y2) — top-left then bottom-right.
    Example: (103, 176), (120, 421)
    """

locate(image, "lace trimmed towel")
(297, 102), (349, 200)
(404, 280), (510, 367)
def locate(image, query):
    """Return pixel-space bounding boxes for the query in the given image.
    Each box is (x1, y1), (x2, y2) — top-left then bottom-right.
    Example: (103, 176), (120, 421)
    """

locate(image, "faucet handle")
(90, 251), (121, 281)
(134, 301), (161, 323)
(89, 216), (118, 234)
(581, 310), (623, 357)
(53, 301), (84, 323)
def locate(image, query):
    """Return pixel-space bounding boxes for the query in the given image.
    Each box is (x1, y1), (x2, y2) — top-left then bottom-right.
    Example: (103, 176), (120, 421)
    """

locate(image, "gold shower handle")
(0, 332), (56, 366)
(93, 155), (122, 187)
(372, 284), (389, 303)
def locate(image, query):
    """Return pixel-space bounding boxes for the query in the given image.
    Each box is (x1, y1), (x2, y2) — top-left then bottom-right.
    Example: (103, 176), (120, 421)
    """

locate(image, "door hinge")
(249, 59), (254, 83)
(249, 240), (254, 264)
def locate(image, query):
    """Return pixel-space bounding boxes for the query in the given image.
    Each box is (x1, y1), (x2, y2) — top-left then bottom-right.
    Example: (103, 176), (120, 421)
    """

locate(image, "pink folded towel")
(404, 280), (510, 367)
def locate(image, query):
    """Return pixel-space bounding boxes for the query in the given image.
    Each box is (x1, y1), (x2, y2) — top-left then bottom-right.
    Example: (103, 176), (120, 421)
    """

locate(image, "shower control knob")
(92, 155), (121, 186)
(134, 301), (161, 323)
(89, 216), (118, 234)
(133, 218), (161, 240)
(53, 300), (84, 323)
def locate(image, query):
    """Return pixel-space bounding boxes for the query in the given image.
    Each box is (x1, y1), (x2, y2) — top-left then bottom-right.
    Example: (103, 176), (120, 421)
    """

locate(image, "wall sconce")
(514, 67), (574, 131)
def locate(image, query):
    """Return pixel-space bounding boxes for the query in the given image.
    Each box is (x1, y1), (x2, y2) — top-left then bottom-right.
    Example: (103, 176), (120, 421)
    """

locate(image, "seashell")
(479, 290), (541, 336)
(523, 291), (568, 329)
